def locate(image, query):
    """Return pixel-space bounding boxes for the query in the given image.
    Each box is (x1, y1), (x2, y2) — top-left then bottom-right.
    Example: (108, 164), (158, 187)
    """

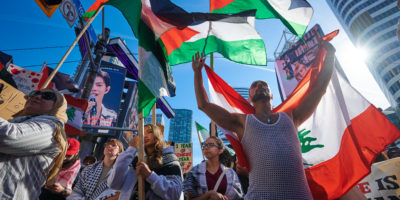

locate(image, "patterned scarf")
(82, 161), (115, 200)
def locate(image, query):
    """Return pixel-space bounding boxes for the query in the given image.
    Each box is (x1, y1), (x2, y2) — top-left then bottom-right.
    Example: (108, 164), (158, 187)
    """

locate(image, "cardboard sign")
(174, 143), (193, 174)
(358, 157), (400, 199)
(0, 79), (26, 120)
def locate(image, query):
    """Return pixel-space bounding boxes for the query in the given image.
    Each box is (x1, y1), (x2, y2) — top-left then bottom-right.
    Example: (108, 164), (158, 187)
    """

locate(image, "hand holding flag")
(192, 52), (206, 72)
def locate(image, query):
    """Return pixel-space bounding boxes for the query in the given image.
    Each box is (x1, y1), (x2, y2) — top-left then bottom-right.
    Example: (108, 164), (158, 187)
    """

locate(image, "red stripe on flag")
(64, 94), (88, 110)
(210, 0), (235, 12)
(65, 124), (84, 136)
(226, 134), (250, 170)
(37, 66), (49, 90)
(86, 0), (109, 14)
(305, 105), (400, 199)
(205, 64), (255, 114)
(160, 27), (199, 56)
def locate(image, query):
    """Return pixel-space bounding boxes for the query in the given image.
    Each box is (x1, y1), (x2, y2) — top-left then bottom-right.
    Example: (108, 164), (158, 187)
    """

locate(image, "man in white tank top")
(192, 41), (336, 199)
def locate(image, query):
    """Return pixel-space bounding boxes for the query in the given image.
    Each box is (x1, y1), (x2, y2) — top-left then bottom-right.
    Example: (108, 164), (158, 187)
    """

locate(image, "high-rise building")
(382, 107), (400, 129)
(326, 0), (400, 108)
(144, 114), (165, 127)
(233, 87), (250, 100)
(168, 109), (193, 143)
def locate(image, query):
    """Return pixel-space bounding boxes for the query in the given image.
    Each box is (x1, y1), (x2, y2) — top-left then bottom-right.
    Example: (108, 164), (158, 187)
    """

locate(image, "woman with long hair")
(0, 88), (68, 199)
(108, 124), (183, 200)
(184, 136), (243, 200)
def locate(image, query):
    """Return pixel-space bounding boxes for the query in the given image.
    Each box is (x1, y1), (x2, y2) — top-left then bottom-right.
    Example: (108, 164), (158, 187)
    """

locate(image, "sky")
(0, 0), (391, 165)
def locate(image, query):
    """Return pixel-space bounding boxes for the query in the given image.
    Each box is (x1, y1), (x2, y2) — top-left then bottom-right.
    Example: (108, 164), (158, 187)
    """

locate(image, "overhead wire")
(2, 45), (276, 69)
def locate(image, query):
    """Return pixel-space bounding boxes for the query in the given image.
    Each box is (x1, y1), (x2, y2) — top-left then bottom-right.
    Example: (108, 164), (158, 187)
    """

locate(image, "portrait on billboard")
(83, 62), (126, 134)
(275, 24), (324, 99)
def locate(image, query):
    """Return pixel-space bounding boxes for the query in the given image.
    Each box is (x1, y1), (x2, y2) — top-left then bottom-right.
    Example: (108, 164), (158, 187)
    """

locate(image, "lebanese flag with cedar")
(64, 94), (88, 136)
(205, 30), (400, 199)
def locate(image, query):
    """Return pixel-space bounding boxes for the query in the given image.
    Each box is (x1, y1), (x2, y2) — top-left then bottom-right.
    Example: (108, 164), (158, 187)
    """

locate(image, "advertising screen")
(275, 24), (324, 99)
(83, 62), (127, 134)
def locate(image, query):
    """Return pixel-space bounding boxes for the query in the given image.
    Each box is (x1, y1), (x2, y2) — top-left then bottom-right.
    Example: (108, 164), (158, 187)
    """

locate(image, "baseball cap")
(66, 138), (80, 156)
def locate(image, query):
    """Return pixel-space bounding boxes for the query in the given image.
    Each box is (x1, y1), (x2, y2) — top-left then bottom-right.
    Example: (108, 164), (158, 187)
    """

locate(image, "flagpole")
(40, 5), (104, 89)
(195, 123), (206, 160)
(138, 111), (145, 200)
(331, 69), (369, 166)
(198, 136), (205, 160)
(152, 104), (156, 125)
(41, 62), (47, 71)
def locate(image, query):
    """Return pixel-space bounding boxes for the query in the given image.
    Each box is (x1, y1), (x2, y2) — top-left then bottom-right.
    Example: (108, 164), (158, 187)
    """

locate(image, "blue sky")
(0, 0), (390, 165)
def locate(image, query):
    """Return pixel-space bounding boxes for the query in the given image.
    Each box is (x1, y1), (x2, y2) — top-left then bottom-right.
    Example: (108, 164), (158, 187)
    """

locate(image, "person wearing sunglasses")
(184, 136), (243, 200)
(0, 88), (68, 199)
(40, 138), (81, 200)
(108, 124), (184, 200)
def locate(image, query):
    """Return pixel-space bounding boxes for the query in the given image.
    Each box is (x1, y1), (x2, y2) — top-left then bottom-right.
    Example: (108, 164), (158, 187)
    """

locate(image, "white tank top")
(241, 113), (313, 200)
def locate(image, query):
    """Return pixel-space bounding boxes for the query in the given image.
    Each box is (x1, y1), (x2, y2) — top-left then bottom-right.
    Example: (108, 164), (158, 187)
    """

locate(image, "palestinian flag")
(64, 95), (88, 135)
(160, 10), (267, 66)
(195, 121), (210, 144)
(84, 0), (179, 117)
(210, 0), (313, 37)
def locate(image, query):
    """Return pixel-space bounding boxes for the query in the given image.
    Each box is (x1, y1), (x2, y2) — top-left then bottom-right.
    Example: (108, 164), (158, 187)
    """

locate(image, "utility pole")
(78, 13), (111, 160)
(81, 27), (110, 100)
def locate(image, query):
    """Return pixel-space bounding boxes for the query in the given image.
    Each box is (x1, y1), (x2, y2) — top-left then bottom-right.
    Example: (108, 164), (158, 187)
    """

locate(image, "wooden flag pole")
(152, 104), (156, 125)
(196, 128), (206, 160)
(41, 5), (104, 89)
(41, 62), (47, 70)
(138, 111), (145, 200)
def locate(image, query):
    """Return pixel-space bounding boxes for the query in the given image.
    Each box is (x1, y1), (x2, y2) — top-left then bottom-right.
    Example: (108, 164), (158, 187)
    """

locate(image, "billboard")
(83, 62), (126, 134)
(174, 143), (193, 174)
(275, 24), (324, 99)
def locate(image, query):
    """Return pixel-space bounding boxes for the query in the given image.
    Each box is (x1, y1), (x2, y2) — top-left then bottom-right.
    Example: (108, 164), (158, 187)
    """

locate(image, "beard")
(251, 92), (271, 103)
(62, 154), (79, 169)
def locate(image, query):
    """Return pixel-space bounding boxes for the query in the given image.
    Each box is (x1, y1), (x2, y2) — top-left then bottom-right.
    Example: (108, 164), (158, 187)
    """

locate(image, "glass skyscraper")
(233, 87), (250, 100)
(144, 114), (165, 127)
(326, 0), (400, 108)
(168, 109), (193, 143)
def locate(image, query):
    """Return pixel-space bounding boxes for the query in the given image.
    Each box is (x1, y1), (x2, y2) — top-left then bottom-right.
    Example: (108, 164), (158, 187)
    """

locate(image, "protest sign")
(358, 157), (400, 199)
(174, 143), (193, 173)
(0, 79), (26, 120)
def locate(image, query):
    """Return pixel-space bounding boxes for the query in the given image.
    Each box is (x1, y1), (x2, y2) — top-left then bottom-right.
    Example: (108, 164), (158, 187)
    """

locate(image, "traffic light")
(35, 0), (63, 18)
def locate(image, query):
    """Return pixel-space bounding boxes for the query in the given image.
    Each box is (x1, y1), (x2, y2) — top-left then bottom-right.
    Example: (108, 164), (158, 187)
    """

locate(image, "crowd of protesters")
(1, 45), (400, 200)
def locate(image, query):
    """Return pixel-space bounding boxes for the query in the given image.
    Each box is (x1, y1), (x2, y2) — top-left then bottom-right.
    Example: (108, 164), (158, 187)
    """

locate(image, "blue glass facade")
(383, 107), (400, 129)
(168, 109), (193, 143)
(233, 87), (250, 100)
(144, 114), (165, 127)
(326, 0), (400, 107)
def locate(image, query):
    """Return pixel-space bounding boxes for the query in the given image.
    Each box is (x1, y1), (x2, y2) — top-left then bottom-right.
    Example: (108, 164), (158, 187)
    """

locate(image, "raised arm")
(0, 116), (59, 156)
(107, 146), (136, 190)
(193, 52), (244, 136)
(289, 41), (336, 127)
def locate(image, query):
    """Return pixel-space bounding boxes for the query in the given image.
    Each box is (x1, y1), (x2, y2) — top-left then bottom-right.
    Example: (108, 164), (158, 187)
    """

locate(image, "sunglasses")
(202, 143), (219, 149)
(29, 91), (57, 101)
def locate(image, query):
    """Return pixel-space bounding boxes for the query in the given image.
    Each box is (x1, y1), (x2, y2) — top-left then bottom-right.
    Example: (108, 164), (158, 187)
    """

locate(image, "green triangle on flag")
(195, 121), (210, 144)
